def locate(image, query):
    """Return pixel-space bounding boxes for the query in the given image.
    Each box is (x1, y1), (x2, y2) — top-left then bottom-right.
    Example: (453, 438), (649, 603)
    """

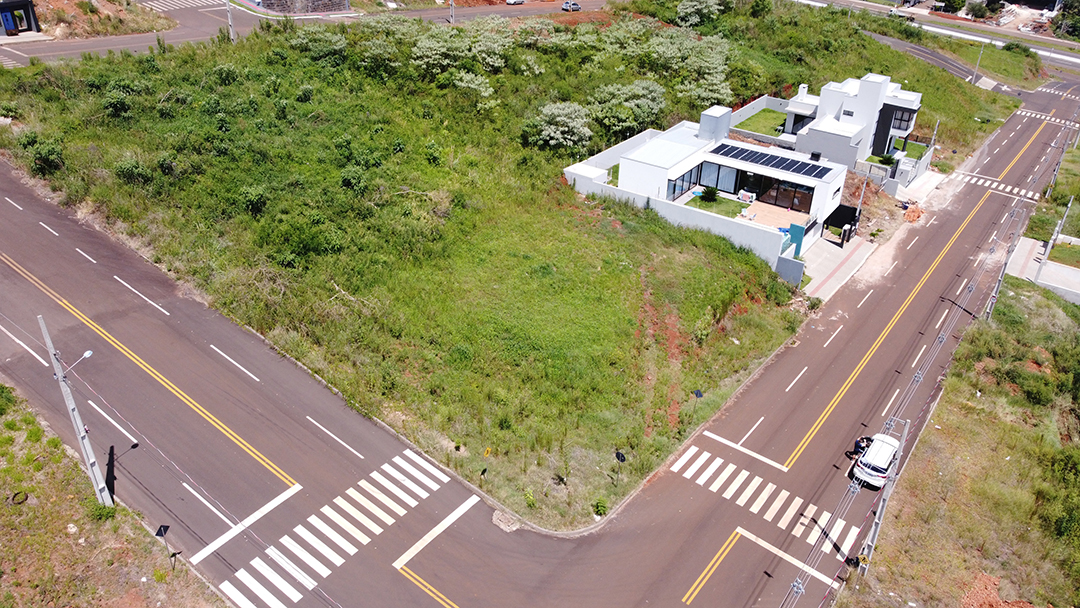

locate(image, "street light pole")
(39, 315), (113, 507)
(971, 42), (985, 85)
(225, 0), (236, 43)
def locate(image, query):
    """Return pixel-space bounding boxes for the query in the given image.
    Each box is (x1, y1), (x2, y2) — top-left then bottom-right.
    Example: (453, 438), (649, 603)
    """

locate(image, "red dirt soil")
(961, 573), (1044, 608)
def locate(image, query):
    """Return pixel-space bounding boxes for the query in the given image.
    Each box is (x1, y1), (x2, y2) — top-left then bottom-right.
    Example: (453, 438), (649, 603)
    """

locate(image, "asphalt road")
(1, 78), (1077, 608)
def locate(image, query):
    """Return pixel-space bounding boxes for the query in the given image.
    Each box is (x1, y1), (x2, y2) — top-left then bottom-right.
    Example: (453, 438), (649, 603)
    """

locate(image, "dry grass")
(0, 383), (223, 608)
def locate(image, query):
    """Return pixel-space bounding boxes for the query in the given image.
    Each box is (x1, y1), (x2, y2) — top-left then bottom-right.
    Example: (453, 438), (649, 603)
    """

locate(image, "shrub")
(750, 0), (772, 17)
(340, 165), (368, 193)
(467, 17), (514, 73)
(115, 158), (152, 185)
(239, 185), (269, 215)
(75, 1), (98, 15)
(522, 102), (592, 151)
(288, 26), (347, 66)
(0, 385), (16, 417)
(524, 488), (537, 509)
(880, 154), (896, 166)
(424, 141), (443, 166)
(84, 499), (117, 521)
(0, 101), (22, 119)
(592, 497), (609, 516)
(213, 63), (240, 86)
(453, 71), (494, 98)
(274, 99), (288, 120)
(27, 138), (64, 176)
(588, 80), (666, 140)
(412, 27), (468, 78)
(700, 186), (718, 202)
(677, 0), (725, 27)
(103, 91), (131, 118)
(296, 84), (314, 103)
(967, 1), (989, 19)
(1003, 41), (1036, 58)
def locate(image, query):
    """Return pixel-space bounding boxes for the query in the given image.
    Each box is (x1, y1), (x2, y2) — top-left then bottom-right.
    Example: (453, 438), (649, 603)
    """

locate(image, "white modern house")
(565, 106), (848, 285)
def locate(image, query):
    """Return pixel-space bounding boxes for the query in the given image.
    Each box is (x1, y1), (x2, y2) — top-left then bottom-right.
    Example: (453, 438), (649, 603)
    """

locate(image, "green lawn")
(894, 139), (928, 159)
(951, 42), (1044, 88)
(1050, 242), (1080, 268)
(735, 107), (786, 137)
(686, 195), (747, 217)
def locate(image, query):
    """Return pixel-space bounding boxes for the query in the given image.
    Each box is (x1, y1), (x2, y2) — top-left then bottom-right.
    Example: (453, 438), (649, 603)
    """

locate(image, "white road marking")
(777, 496), (804, 529)
(371, 471), (418, 507)
(927, 216), (936, 226)
(703, 430), (789, 472)
(989, 230), (997, 243)
(219, 581), (258, 608)
(839, 526), (861, 558)
(250, 556), (303, 603)
(823, 325), (843, 348)
(708, 463), (737, 493)
(4, 196), (22, 210)
(382, 463), (430, 499)
(210, 344), (260, 382)
(293, 524), (343, 567)
(763, 490), (789, 522)
(885, 261), (898, 276)
(191, 483), (303, 564)
(404, 449), (452, 483)
(0, 322), (48, 366)
(392, 495), (481, 570)
(907, 236), (919, 250)
(955, 278), (968, 296)
(393, 455), (440, 491)
(696, 458), (723, 486)
(319, 505), (370, 546)
(936, 309), (948, 329)
(738, 417), (764, 445)
(358, 479), (407, 516)
(113, 276), (170, 316)
(670, 445), (699, 473)
(346, 487), (395, 526)
(1001, 212), (1009, 222)
(333, 495), (383, 536)
(265, 546), (317, 590)
(805, 511), (831, 545)
(792, 504), (818, 537)
(307, 514), (357, 556)
(994, 147), (999, 154)
(38, 222), (58, 236)
(786, 366), (808, 392)
(734, 527), (839, 589)
(235, 568), (287, 608)
(911, 344), (927, 368)
(682, 451), (712, 479)
(749, 483), (776, 514)
(279, 535), (331, 578)
(882, 388), (900, 417)
(823, 518), (847, 553)
(722, 470), (750, 499)
(997, 183), (1006, 191)
(305, 416), (363, 459)
(75, 248), (97, 263)
(735, 476), (763, 506)
(857, 290), (873, 308)
(181, 481), (232, 526)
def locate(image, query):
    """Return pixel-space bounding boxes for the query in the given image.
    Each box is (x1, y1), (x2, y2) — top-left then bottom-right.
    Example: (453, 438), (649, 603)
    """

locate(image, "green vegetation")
(687, 194), (746, 217)
(1049, 242), (1080, 268)
(0, 386), (223, 606)
(0, 16), (803, 528)
(841, 277), (1080, 607)
(1026, 147), (1080, 242)
(734, 107), (785, 136)
(893, 139), (927, 160)
(952, 41), (1043, 89)
(617, 0), (1020, 169)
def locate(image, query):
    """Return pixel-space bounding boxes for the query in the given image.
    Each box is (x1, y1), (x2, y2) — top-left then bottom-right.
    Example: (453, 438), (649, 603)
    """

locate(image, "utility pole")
(971, 42), (985, 85)
(450, 0), (455, 24)
(1035, 195), (1073, 284)
(225, 0), (236, 43)
(39, 316), (113, 507)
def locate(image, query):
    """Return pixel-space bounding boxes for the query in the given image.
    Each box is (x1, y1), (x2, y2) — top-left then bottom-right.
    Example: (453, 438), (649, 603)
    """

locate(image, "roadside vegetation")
(0, 383), (222, 606)
(840, 277), (1080, 608)
(36, 0), (174, 39)
(0, 4), (1020, 527)
(1025, 146), (1080, 243)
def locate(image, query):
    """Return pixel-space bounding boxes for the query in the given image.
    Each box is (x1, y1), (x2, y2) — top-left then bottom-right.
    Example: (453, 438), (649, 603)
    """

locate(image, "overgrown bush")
(115, 158), (153, 185)
(523, 102), (592, 151)
(966, 1), (989, 19)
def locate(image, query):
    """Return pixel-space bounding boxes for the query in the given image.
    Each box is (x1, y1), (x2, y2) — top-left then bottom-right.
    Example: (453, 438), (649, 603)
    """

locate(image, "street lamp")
(62, 350), (92, 378)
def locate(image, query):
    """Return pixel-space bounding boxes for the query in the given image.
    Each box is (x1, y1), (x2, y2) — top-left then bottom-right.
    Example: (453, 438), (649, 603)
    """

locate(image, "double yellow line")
(0, 251), (296, 486)
(783, 189), (994, 470)
(400, 566), (460, 608)
(997, 121), (1046, 181)
(682, 530), (740, 604)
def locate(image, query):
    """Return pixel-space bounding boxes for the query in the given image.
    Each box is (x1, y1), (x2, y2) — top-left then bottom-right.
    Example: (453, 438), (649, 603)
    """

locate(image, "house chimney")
(698, 106), (732, 142)
(798, 84), (808, 98)
(810, 151), (822, 162)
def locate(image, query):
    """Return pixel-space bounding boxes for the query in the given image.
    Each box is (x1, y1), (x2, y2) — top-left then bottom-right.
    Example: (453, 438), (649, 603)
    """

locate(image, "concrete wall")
(797, 127), (865, 169)
(564, 169), (787, 269)
(729, 128), (796, 150)
(775, 255), (806, 286)
(619, 158), (669, 201)
(261, 0), (348, 11)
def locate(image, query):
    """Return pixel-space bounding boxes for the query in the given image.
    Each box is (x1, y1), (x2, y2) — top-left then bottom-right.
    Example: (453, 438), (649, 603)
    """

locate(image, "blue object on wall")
(789, 223), (806, 258)
(1, 12), (16, 31)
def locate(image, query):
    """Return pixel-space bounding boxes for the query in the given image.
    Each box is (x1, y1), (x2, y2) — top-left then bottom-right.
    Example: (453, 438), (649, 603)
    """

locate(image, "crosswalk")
(142, 0), (222, 12)
(940, 172), (1040, 200)
(0, 55), (19, 69)
(220, 448), (454, 608)
(670, 445), (862, 561)
(1035, 85), (1080, 101)
(1015, 109), (1078, 129)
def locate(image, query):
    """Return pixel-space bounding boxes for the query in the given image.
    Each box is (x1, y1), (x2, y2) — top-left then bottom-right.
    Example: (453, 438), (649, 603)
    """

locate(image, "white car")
(852, 433), (900, 491)
(506, 0), (524, 4)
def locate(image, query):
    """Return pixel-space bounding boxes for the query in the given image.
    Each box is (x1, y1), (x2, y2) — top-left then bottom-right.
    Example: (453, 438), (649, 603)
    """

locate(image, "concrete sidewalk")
(1006, 236), (1080, 304)
(802, 235), (876, 302)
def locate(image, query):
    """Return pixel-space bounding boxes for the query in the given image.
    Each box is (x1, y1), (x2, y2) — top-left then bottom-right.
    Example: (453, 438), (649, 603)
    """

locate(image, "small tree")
(676, 0), (725, 27)
(967, 1), (989, 19)
(522, 103), (593, 151)
(750, 0), (772, 18)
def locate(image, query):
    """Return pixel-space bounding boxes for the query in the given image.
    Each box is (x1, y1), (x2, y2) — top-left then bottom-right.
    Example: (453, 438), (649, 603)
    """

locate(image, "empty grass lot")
(686, 195), (747, 217)
(735, 107), (786, 137)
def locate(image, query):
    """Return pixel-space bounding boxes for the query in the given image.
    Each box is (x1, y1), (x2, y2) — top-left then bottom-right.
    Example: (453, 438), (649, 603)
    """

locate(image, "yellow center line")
(997, 121), (1046, 181)
(783, 190), (993, 470)
(1062, 86), (1076, 100)
(400, 566), (460, 608)
(682, 530), (740, 604)
(0, 251), (296, 486)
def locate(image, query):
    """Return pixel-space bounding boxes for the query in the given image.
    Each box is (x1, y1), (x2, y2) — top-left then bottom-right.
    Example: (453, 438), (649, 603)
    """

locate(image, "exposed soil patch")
(960, 573), (1041, 608)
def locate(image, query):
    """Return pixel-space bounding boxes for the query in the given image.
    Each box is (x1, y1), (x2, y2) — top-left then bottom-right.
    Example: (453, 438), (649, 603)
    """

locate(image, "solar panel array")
(711, 143), (833, 180)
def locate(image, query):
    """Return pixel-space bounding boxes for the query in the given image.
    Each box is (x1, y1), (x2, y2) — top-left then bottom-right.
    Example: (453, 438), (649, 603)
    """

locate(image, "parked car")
(506, 0), (524, 5)
(851, 433), (900, 491)
(888, 8), (914, 21)
(562, 1), (581, 10)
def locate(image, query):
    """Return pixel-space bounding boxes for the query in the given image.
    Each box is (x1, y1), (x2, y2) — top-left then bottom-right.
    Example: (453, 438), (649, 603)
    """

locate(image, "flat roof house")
(565, 106), (848, 284)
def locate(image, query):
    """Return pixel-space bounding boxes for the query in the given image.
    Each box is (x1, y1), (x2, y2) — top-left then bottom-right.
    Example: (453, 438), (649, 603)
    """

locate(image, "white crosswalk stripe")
(805, 511), (831, 545)
(721, 469), (750, 499)
(735, 476), (762, 506)
(346, 487), (395, 525)
(749, 482), (775, 514)
(280, 535), (332, 578)
(371, 470), (418, 507)
(778, 497), (803, 529)
(220, 581), (259, 608)
(294, 524), (344, 567)
(670, 445), (699, 472)
(839, 526), (861, 558)
(393, 455), (441, 491)
(708, 463), (737, 492)
(682, 450), (712, 479)
(404, 449), (452, 483)
(306, 514), (358, 556)
(266, 546), (317, 590)
(250, 557), (303, 603)
(320, 504), (371, 546)
(0, 56), (18, 69)
(762, 489), (789, 521)
(236, 568), (288, 608)
(334, 495), (383, 536)
(695, 457), (723, 486)
(142, 0), (221, 12)
(382, 463), (430, 498)
(792, 504), (817, 537)
(358, 479), (407, 516)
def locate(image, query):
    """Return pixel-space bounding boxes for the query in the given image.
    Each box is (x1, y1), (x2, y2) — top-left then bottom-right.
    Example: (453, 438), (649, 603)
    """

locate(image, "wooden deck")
(738, 201), (809, 230)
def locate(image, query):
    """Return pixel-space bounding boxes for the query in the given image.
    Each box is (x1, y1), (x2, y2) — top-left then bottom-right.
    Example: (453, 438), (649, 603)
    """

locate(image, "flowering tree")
(589, 80), (666, 139)
(523, 103), (593, 151)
